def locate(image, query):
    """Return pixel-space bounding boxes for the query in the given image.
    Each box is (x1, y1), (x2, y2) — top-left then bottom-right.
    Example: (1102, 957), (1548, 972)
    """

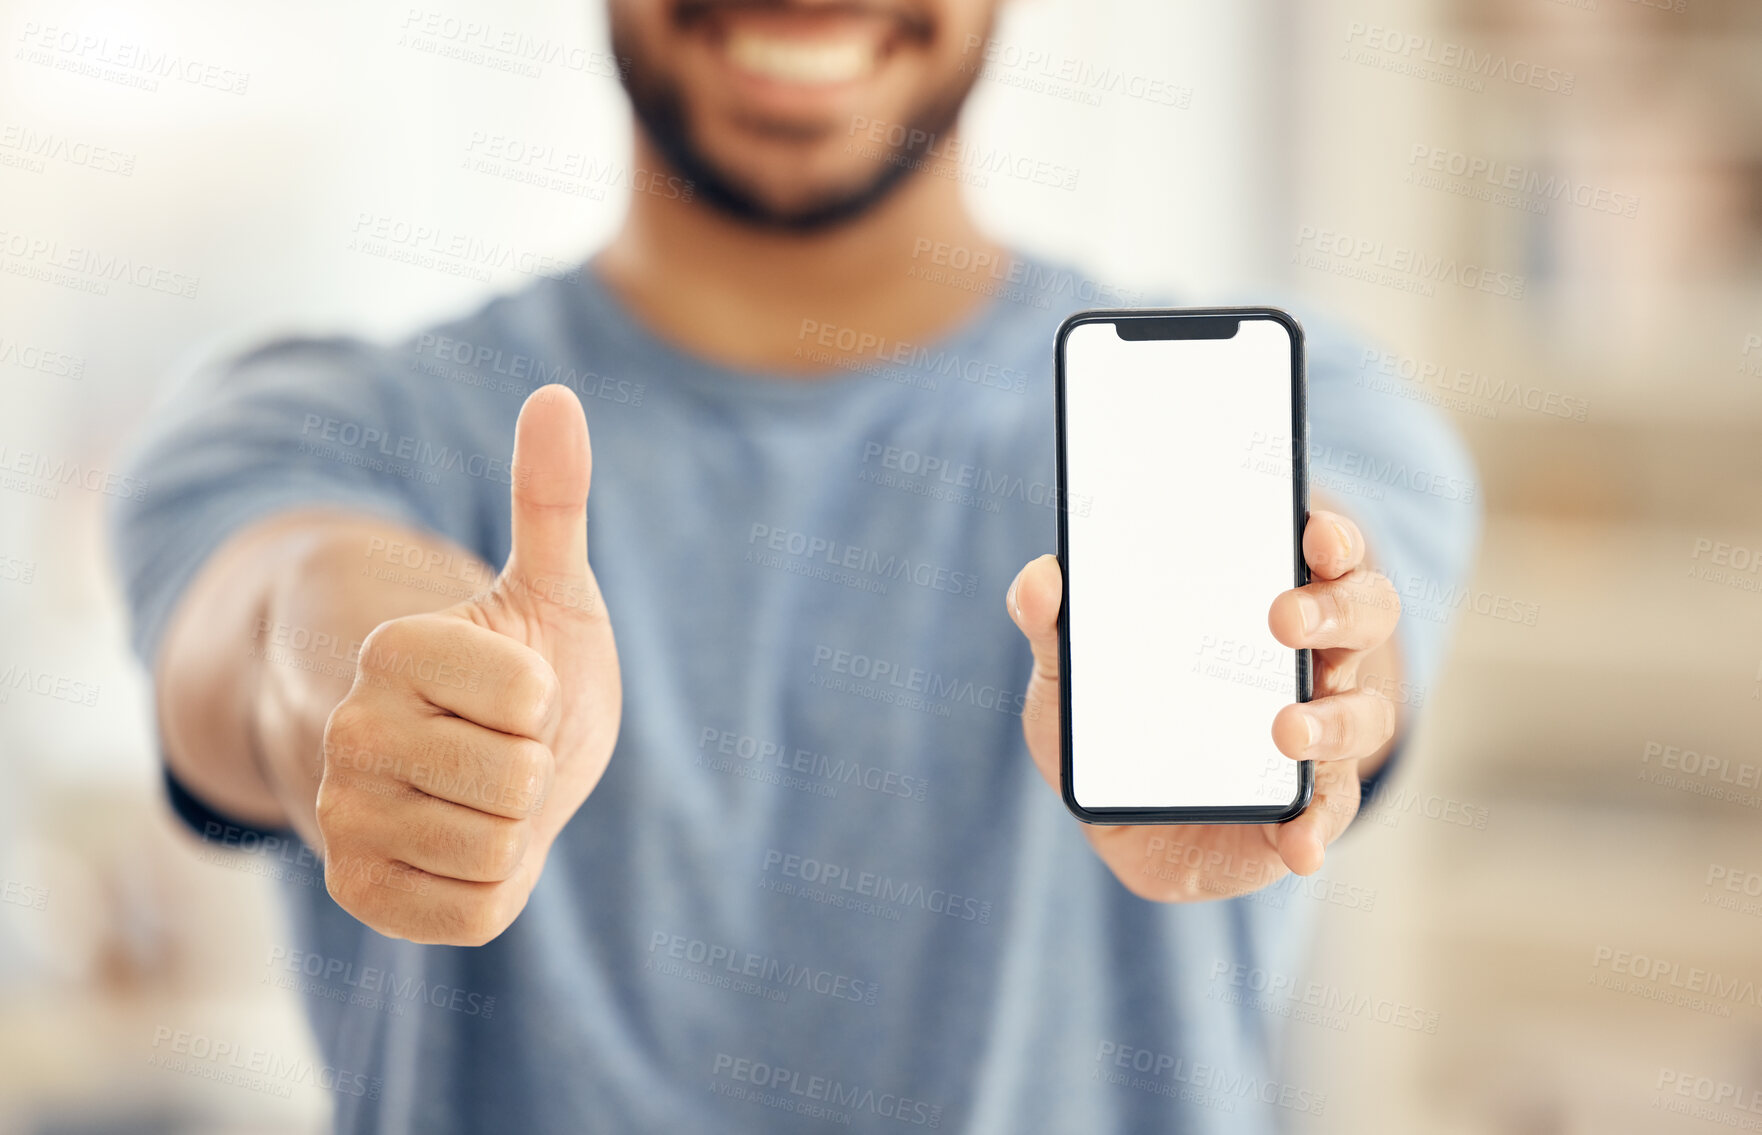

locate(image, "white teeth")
(725, 30), (876, 85)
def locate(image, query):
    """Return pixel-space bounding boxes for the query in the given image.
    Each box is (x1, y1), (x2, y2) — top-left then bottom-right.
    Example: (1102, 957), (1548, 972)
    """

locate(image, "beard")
(610, 9), (989, 233)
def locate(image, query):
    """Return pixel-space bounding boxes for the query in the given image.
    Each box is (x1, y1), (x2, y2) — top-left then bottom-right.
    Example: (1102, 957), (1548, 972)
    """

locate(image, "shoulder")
(186, 272), (594, 431)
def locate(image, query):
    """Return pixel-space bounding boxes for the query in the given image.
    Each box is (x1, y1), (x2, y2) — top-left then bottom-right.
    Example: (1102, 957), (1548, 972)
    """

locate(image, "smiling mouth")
(725, 29), (879, 85)
(675, 1), (932, 90)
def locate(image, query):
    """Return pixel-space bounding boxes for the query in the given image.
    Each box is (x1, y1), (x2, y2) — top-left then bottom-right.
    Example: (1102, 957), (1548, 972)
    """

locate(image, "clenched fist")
(316, 385), (621, 945)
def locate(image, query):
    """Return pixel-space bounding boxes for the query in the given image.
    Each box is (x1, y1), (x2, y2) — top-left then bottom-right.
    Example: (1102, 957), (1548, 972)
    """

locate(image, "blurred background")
(1, 0), (1758, 1130)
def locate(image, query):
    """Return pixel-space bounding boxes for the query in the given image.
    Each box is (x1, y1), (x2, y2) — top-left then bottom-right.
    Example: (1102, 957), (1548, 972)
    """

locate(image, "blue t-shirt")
(113, 260), (1477, 1134)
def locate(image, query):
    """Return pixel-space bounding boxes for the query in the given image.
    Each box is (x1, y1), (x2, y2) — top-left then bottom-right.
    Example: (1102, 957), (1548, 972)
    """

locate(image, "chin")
(611, 0), (993, 229)
(701, 144), (902, 216)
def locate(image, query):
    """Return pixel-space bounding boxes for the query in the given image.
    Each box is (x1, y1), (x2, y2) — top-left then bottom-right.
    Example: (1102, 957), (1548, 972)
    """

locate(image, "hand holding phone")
(1004, 309), (1403, 901)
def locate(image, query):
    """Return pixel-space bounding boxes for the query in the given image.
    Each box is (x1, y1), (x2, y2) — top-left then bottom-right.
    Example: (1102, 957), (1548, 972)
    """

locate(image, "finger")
(1006, 554), (1063, 684)
(1267, 568), (1400, 651)
(1270, 760), (1361, 876)
(355, 614), (561, 739)
(505, 384), (592, 592)
(369, 792), (534, 884)
(1302, 509), (1366, 582)
(334, 713), (554, 819)
(1271, 690), (1398, 763)
(323, 852), (527, 947)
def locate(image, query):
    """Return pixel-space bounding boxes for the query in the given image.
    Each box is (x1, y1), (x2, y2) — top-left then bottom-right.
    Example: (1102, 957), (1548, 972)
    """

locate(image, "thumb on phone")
(1007, 553), (1064, 793)
(1007, 554), (1062, 683)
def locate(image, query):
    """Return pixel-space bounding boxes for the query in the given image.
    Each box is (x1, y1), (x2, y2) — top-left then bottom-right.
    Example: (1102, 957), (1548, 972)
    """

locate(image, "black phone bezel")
(1053, 306), (1314, 826)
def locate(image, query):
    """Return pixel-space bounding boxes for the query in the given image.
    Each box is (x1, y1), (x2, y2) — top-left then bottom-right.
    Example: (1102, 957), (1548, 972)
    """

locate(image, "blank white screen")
(1064, 317), (1301, 811)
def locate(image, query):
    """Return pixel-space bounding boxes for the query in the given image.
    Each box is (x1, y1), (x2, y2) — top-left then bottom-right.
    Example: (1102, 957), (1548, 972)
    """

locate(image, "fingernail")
(1332, 521), (1352, 559)
(1297, 594), (1322, 635)
(1301, 711), (1321, 749)
(1008, 578), (1022, 623)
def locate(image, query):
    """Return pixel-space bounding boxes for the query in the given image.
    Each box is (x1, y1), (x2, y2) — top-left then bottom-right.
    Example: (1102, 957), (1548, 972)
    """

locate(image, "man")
(113, 0), (1476, 1130)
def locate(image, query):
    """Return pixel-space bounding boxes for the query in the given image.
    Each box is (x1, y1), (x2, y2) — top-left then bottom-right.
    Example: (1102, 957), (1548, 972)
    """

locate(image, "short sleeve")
(110, 338), (457, 837)
(110, 339), (449, 670)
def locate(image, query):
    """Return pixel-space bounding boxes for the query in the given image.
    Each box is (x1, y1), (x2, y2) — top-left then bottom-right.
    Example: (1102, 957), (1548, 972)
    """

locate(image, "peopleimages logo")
(0, 124), (136, 177)
(846, 115), (1080, 191)
(796, 318), (1028, 393)
(14, 22), (251, 94)
(1639, 740), (1761, 792)
(810, 644), (1027, 718)
(1398, 575), (1539, 627)
(1589, 945), (1759, 1014)
(395, 8), (626, 80)
(266, 946), (496, 1018)
(1655, 1069), (1762, 1117)
(1293, 226), (1526, 300)
(710, 1052), (943, 1128)
(908, 238), (1143, 308)
(0, 334), (85, 379)
(697, 725), (930, 804)
(299, 413), (511, 486)
(1687, 537), (1762, 594)
(1406, 144), (1638, 218)
(148, 1027), (380, 1100)
(1093, 1042), (1326, 1116)
(857, 441), (1088, 515)
(0, 443), (147, 502)
(1208, 961), (1441, 1034)
(0, 661), (100, 707)
(1245, 431), (1477, 503)
(761, 849), (994, 924)
(0, 229), (199, 298)
(348, 212), (580, 285)
(647, 930), (880, 1007)
(1343, 22), (1575, 95)
(748, 523), (978, 598)
(1357, 347), (1589, 423)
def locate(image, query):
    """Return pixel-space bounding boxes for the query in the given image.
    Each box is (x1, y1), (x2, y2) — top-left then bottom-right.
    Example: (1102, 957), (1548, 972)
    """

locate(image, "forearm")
(154, 510), (491, 848)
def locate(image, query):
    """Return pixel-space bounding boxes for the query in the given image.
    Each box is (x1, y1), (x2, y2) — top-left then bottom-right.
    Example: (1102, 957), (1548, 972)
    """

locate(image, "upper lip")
(672, 0), (934, 45)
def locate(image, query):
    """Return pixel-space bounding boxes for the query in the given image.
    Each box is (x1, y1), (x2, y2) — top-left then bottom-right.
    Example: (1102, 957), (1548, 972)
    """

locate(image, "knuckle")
(359, 614), (444, 683)
(355, 619), (407, 675)
(322, 698), (370, 755)
(324, 698), (394, 778)
(421, 814), (477, 873)
(1317, 796), (1357, 837)
(1330, 783), (1363, 828)
(505, 658), (560, 735)
(1374, 692), (1398, 741)
(314, 777), (348, 836)
(478, 821), (530, 881)
(315, 769), (379, 845)
(503, 739), (554, 813)
(1326, 586), (1357, 634)
(442, 891), (514, 947)
(323, 853), (377, 916)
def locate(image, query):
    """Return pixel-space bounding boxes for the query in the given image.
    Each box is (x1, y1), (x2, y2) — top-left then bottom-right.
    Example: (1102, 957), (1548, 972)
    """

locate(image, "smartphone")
(1054, 307), (1312, 825)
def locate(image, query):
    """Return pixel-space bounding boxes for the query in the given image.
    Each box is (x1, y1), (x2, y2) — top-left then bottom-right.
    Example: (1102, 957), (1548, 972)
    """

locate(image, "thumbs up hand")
(316, 386), (621, 946)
